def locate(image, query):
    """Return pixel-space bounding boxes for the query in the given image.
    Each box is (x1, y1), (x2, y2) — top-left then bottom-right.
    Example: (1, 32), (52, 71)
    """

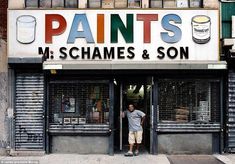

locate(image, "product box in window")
(79, 118), (86, 124)
(71, 118), (79, 124)
(174, 107), (189, 122)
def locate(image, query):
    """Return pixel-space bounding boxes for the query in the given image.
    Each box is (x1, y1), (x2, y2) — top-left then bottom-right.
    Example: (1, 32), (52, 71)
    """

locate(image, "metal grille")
(158, 79), (220, 123)
(49, 81), (110, 125)
(15, 73), (44, 150)
(227, 70), (235, 152)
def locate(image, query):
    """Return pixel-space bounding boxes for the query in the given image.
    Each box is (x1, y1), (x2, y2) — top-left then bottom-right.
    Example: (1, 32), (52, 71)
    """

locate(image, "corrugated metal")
(228, 70), (235, 152)
(14, 73), (44, 150)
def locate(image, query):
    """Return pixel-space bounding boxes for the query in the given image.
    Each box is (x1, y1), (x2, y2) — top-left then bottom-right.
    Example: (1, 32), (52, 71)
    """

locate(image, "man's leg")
(125, 131), (134, 156)
(134, 131), (143, 156)
(136, 143), (140, 151)
(130, 143), (134, 152)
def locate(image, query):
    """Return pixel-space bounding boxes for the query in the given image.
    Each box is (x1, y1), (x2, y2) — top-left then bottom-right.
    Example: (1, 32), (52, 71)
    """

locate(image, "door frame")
(117, 76), (157, 154)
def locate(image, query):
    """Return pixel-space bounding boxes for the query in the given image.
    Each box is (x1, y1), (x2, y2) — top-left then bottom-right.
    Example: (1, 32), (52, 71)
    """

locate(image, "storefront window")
(49, 81), (110, 125)
(158, 79), (220, 123)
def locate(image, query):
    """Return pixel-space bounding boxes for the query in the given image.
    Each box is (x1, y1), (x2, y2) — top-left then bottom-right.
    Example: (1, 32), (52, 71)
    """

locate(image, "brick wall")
(0, 0), (7, 40)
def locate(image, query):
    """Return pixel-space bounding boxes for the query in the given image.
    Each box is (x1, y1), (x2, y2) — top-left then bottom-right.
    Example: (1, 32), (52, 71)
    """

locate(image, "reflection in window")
(115, 0), (127, 8)
(128, 0), (141, 8)
(40, 0), (52, 8)
(150, 0), (202, 8)
(102, 0), (114, 8)
(49, 82), (110, 124)
(158, 79), (220, 123)
(176, 0), (189, 8)
(89, 0), (102, 8)
(190, 0), (201, 8)
(52, 0), (64, 7)
(65, 0), (78, 8)
(151, 0), (162, 8)
(26, 0), (203, 8)
(26, 0), (38, 8)
(163, 0), (176, 8)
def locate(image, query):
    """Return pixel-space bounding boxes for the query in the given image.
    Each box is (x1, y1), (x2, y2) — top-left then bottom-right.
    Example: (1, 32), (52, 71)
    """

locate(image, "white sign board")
(8, 9), (219, 62)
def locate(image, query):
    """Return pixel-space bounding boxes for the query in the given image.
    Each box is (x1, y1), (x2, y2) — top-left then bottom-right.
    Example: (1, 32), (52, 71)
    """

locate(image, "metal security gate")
(14, 73), (45, 150)
(227, 70), (235, 152)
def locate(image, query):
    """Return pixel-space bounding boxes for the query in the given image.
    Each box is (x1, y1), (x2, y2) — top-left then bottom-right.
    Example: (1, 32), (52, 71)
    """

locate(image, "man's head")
(128, 104), (135, 112)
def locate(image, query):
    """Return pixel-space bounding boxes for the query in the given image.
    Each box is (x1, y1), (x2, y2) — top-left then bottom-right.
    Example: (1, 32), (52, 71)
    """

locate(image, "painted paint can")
(16, 15), (36, 44)
(191, 15), (211, 44)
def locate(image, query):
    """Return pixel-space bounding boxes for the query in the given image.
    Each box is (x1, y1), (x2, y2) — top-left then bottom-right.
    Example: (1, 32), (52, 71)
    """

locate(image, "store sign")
(8, 10), (219, 61)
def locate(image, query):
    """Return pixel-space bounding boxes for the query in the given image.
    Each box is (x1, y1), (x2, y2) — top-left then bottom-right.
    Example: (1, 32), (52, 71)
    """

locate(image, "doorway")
(114, 77), (153, 154)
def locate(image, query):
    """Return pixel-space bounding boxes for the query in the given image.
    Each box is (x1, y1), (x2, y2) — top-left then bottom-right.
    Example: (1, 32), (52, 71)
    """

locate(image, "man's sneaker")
(134, 150), (139, 156)
(124, 151), (133, 157)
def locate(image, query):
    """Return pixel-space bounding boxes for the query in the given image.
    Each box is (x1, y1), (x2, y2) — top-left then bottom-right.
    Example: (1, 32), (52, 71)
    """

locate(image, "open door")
(115, 77), (153, 153)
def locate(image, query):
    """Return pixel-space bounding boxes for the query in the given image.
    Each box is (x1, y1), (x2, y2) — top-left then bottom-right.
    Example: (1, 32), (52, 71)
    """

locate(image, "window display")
(49, 81), (110, 125)
(158, 79), (220, 123)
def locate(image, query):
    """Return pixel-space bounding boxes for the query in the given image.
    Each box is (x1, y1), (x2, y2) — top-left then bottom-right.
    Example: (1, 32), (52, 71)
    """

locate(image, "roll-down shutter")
(15, 73), (45, 150)
(228, 70), (235, 152)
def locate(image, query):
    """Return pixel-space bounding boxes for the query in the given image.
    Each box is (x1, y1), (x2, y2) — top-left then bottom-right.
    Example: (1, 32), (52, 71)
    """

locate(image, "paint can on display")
(191, 15), (211, 44)
(16, 15), (36, 44)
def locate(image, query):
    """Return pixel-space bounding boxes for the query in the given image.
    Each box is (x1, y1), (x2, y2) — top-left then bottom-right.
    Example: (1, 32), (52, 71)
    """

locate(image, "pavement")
(0, 154), (235, 164)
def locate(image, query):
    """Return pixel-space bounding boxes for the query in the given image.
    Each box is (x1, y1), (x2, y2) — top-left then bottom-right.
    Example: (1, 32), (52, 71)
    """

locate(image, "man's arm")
(121, 111), (125, 118)
(141, 116), (146, 126)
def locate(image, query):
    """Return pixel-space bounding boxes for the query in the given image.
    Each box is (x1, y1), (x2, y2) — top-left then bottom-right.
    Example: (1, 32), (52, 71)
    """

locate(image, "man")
(122, 103), (146, 156)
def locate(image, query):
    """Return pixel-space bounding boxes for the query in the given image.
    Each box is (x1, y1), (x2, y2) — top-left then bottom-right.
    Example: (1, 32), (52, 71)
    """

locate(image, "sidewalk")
(0, 154), (235, 164)
(0, 154), (170, 164)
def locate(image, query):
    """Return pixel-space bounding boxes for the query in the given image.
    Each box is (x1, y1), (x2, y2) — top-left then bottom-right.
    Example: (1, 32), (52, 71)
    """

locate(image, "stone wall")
(0, 40), (9, 156)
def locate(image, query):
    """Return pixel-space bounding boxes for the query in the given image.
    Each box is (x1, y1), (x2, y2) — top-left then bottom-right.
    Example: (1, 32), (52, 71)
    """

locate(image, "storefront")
(8, 9), (226, 154)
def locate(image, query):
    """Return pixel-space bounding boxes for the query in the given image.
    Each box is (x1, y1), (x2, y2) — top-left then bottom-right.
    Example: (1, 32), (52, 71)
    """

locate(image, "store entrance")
(114, 77), (152, 154)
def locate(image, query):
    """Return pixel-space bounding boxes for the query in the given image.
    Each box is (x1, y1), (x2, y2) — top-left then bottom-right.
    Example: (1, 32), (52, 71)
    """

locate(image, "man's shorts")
(128, 131), (143, 144)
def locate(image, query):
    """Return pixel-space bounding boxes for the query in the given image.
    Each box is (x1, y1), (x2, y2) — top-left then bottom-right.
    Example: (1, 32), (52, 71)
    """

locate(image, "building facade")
(4, 0), (229, 155)
(0, 0), (9, 156)
(221, 1), (235, 153)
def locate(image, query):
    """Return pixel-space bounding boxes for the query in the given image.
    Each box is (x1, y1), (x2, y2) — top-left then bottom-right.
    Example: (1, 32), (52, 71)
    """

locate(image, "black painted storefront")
(9, 64), (226, 154)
